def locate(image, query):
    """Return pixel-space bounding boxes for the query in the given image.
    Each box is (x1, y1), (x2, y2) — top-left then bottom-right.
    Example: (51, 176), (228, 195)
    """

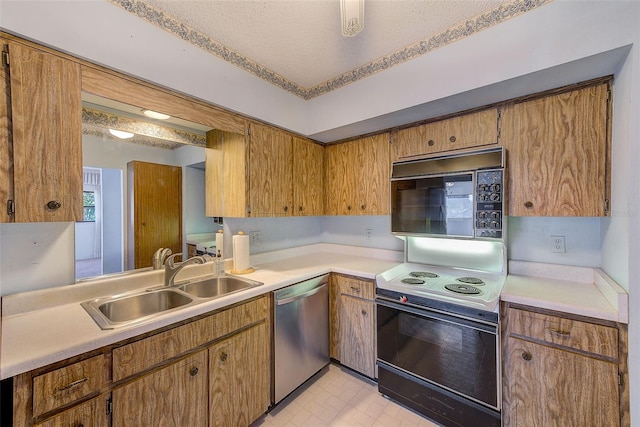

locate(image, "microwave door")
(427, 188), (446, 235)
(445, 180), (474, 237)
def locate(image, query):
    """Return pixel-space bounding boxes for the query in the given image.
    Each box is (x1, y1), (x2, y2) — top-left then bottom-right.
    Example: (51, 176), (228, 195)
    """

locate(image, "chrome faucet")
(164, 253), (206, 287)
(152, 247), (172, 270)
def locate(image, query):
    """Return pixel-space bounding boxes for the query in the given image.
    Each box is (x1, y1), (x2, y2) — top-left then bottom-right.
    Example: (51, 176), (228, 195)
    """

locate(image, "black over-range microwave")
(391, 147), (505, 239)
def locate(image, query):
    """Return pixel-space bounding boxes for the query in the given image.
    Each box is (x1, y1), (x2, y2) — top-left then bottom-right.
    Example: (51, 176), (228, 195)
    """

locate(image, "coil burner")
(401, 278), (426, 285)
(456, 277), (485, 285)
(444, 283), (483, 295)
(410, 271), (439, 279)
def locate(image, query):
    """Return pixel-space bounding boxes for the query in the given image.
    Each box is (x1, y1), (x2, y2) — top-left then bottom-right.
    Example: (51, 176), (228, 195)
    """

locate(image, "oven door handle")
(376, 297), (497, 334)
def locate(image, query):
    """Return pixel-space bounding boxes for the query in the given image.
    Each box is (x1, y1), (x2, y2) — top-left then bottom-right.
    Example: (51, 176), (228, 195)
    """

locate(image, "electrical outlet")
(250, 230), (262, 247)
(365, 228), (372, 241)
(551, 235), (566, 253)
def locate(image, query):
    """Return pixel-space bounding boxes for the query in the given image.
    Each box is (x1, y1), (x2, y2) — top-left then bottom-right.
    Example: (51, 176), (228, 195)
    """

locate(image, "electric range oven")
(375, 239), (506, 427)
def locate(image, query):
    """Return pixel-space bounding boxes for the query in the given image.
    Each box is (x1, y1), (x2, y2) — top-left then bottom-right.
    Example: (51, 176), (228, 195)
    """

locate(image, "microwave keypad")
(476, 170), (504, 238)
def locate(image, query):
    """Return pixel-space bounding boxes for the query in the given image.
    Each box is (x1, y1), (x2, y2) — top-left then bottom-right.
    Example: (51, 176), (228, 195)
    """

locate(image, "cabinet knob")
(75, 424), (84, 427)
(189, 367), (199, 376)
(347, 205), (352, 211)
(361, 309), (368, 316)
(427, 139), (435, 146)
(524, 201), (534, 208)
(360, 204), (366, 211)
(521, 351), (532, 361)
(220, 352), (228, 362)
(449, 135), (457, 143)
(283, 206), (289, 212)
(46, 200), (61, 210)
(298, 206), (303, 212)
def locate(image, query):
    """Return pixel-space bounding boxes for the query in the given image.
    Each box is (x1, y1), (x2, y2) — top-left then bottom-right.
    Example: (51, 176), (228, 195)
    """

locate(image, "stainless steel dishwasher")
(273, 274), (330, 403)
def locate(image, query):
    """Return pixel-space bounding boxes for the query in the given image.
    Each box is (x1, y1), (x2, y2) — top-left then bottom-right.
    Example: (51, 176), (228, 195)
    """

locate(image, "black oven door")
(377, 298), (498, 409)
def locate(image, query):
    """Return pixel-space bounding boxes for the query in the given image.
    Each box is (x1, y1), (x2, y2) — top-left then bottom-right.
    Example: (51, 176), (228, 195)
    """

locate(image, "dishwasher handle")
(275, 282), (328, 306)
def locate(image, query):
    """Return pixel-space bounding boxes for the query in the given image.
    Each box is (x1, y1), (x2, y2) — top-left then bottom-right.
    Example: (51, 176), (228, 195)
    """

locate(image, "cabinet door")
(503, 83), (610, 216)
(35, 393), (110, 427)
(339, 296), (375, 378)
(127, 161), (182, 269)
(249, 122), (293, 216)
(1, 41), (12, 223)
(6, 41), (83, 222)
(506, 337), (619, 427)
(325, 134), (390, 216)
(357, 133), (390, 215)
(112, 350), (207, 427)
(209, 323), (270, 427)
(391, 108), (497, 162)
(293, 136), (324, 215)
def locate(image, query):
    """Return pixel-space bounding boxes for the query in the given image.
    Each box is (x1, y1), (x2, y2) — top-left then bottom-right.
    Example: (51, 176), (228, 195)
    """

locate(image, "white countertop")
(1, 246), (629, 380)
(0, 243), (402, 379)
(501, 261), (628, 324)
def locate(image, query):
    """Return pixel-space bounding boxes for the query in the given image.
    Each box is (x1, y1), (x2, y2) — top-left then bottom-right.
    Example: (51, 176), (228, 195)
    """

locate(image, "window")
(83, 191), (96, 222)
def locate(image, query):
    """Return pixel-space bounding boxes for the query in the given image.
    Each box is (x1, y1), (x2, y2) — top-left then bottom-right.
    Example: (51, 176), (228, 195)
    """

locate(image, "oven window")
(378, 303), (497, 408)
(391, 174), (473, 237)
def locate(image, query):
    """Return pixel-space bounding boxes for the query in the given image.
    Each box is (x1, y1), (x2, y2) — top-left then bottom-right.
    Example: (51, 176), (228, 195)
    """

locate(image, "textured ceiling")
(110, 0), (549, 98)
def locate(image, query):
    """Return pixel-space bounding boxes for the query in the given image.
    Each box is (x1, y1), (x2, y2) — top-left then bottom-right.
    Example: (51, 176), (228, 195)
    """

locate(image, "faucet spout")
(164, 253), (206, 287)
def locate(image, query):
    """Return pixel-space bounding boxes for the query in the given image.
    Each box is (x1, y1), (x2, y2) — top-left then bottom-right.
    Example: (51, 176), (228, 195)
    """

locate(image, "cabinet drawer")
(35, 393), (110, 427)
(113, 296), (268, 381)
(508, 308), (618, 359)
(32, 354), (110, 417)
(336, 275), (374, 300)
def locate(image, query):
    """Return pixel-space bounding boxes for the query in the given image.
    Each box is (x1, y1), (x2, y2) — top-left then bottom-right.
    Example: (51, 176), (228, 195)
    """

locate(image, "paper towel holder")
(231, 231), (255, 275)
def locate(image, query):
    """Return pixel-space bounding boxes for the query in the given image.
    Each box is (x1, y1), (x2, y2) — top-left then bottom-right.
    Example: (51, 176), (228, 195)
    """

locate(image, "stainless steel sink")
(82, 289), (195, 329)
(81, 275), (263, 330)
(178, 275), (262, 299)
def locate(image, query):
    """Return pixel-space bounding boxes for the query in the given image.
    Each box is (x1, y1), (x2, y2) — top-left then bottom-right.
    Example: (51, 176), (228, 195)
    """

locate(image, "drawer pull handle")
(46, 200), (61, 210)
(427, 139), (435, 146)
(449, 135), (457, 143)
(521, 351), (532, 361)
(54, 377), (88, 393)
(548, 328), (571, 338)
(361, 309), (367, 316)
(524, 201), (534, 208)
(350, 286), (361, 292)
(220, 352), (228, 362)
(189, 367), (199, 377)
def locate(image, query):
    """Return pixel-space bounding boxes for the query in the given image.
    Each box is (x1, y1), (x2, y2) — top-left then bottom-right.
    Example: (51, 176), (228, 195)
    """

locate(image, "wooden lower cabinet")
(330, 274), (376, 378)
(112, 350), (208, 427)
(209, 323), (270, 427)
(506, 337), (619, 427)
(34, 393), (110, 427)
(502, 303), (628, 427)
(338, 295), (375, 378)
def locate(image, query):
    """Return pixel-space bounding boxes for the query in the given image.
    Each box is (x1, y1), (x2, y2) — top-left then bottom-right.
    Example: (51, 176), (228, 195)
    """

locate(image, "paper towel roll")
(232, 232), (252, 273)
(215, 230), (224, 258)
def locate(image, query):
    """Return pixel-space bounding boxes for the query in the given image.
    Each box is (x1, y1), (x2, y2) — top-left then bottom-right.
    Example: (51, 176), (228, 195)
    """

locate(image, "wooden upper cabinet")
(325, 133), (390, 215)
(249, 122), (293, 216)
(293, 136), (324, 216)
(391, 108), (498, 162)
(1, 40), (12, 223)
(3, 40), (83, 222)
(502, 83), (611, 216)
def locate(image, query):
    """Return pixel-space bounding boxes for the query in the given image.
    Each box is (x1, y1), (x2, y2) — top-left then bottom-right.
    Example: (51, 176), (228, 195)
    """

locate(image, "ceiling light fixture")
(340, 0), (364, 37)
(142, 109), (171, 120)
(109, 129), (135, 139)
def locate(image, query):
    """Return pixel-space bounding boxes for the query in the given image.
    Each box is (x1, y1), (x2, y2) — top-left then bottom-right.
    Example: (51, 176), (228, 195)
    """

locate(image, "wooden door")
(35, 393), (110, 427)
(339, 295), (375, 378)
(128, 160), (182, 269)
(209, 323), (270, 427)
(502, 83), (610, 216)
(6, 40), (83, 222)
(112, 350), (207, 427)
(293, 136), (324, 216)
(324, 142), (353, 215)
(506, 337), (619, 427)
(249, 122), (293, 216)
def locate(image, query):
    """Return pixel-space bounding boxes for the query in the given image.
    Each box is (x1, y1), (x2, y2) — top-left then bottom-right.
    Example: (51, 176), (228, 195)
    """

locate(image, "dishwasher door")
(274, 274), (330, 403)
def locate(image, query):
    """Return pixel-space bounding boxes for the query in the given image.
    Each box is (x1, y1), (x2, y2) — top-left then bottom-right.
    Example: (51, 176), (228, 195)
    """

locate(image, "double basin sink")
(81, 275), (263, 330)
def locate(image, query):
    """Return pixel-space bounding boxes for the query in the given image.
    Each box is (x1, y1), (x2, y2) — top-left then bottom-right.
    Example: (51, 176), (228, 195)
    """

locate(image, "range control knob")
(490, 183), (501, 192)
(490, 211), (501, 219)
(478, 211), (488, 219)
(490, 193), (501, 202)
(400, 296), (408, 303)
(491, 221), (501, 229)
